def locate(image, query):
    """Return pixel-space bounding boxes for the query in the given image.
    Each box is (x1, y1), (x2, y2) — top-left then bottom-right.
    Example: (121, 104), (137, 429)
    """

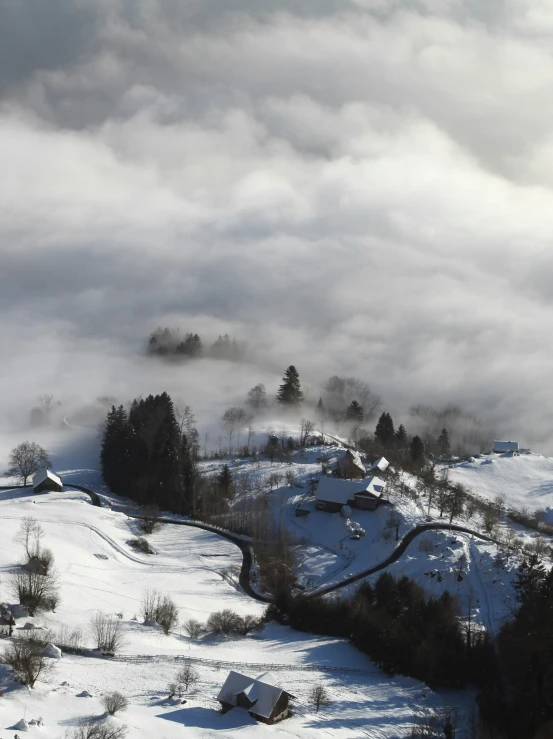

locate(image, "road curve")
(0, 482), (499, 603)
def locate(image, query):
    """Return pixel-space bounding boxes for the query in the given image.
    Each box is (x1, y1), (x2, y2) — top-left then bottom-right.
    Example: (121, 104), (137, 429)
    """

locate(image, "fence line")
(108, 653), (375, 675)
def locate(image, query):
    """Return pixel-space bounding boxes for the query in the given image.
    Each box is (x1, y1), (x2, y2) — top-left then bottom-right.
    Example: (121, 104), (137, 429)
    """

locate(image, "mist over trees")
(147, 327), (247, 362)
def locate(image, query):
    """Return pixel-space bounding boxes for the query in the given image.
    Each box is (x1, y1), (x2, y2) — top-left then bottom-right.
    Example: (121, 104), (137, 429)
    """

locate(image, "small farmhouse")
(217, 670), (295, 724)
(32, 469), (63, 494)
(316, 475), (386, 513)
(336, 449), (366, 479)
(493, 441), (519, 454)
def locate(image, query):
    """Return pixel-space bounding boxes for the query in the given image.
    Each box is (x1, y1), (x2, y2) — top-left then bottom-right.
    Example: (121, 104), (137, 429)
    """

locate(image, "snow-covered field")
(3, 425), (553, 737)
(0, 484), (466, 738)
(447, 453), (553, 518)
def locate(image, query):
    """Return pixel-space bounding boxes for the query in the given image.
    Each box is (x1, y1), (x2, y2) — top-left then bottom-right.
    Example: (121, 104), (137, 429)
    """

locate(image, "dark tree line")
(101, 393), (197, 514)
(148, 328), (247, 362)
(479, 555), (553, 738)
(267, 572), (495, 689)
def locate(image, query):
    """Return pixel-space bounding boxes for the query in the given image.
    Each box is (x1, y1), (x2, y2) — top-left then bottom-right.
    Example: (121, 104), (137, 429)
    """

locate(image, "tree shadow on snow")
(157, 706), (257, 730)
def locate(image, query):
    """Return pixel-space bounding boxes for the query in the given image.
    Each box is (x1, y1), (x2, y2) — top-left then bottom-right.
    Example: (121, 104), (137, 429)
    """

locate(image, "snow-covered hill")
(0, 486), (468, 738)
(447, 453), (553, 518)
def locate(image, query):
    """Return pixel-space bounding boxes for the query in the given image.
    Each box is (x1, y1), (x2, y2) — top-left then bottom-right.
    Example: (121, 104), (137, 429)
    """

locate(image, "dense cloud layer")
(2, 0), (553, 450)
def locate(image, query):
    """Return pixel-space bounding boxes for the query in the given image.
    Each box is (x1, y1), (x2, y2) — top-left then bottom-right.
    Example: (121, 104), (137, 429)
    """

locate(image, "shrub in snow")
(206, 609), (261, 637)
(129, 537), (153, 554)
(65, 717), (127, 738)
(101, 691), (129, 716)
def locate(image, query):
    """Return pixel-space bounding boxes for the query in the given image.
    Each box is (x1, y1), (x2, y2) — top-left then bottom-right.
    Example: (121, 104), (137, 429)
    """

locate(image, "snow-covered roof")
(356, 476), (386, 499)
(316, 476), (386, 505)
(217, 671), (291, 720)
(337, 449), (366, 474)
(32, 468), (62, 488)
(493, 441), (519, 453)
(370, 457), (389, 472)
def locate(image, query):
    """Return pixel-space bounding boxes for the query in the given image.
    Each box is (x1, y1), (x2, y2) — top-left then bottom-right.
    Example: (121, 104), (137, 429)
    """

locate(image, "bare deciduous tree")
(10, 566), (59, 616)
(156, 595), (179, 635)
(221, 407), (247, 453)
(299, 419), (315, 447)
(246, 383), (267, 411)
(90, 613), (124, 654)
(182, 618), (204, 639)
(168, 660), (200, 697)
(65, 718), (127, 739)
(141, 588), (161, 622)
(309, 684), (331, 712)
(8, 442), (51, 486)
(140, 589), (178, 634)
(102, 692), (129, 716)
(4, 638), (52, 687)
(14, 517), (44, 561)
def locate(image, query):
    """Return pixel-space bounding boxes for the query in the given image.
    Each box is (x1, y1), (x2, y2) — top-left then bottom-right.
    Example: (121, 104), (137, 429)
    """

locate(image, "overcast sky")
(2, 0), (553, 449)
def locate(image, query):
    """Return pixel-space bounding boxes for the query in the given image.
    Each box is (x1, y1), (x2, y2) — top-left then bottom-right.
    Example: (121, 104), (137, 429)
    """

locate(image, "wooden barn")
(32, 469), (63, 494)
(315, 475), (386, 513)
(217, 671), (295, 725)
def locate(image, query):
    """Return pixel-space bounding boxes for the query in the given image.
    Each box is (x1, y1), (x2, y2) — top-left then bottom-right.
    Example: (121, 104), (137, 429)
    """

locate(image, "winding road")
(0, 481), (500, 605)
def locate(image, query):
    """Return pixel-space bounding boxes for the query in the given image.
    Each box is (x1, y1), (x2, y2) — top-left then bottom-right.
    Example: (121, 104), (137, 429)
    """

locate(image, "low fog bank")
(0, 324), (549, 468)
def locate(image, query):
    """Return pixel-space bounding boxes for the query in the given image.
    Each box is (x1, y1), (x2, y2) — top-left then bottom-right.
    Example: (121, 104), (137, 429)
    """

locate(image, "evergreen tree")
(345, 400), (364, 423)
(101, 405), (135, 495)
(513, 554), (547, 608)
(176, 333), (203, 358)
(316, 397), (325, 416)
(375, 412), (395, 446)
(438, 428), (451, 457)
(217, 464), (233, 499)
(410, 435), (425, 463)
(150, 393), (183, 510)
(276, 366), (304, 406)
(395, 424), (407, 449)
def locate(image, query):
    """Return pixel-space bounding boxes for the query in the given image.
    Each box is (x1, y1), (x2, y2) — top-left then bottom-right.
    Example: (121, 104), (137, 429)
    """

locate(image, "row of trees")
(267, 572), (495, 689)
(100, 393), (198, 514)
(479, 555), (553, 738)
(148, 328), (247, 362)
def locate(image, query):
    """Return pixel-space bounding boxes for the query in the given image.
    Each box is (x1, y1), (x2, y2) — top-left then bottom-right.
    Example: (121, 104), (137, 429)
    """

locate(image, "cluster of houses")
(313, 449), (389, 515)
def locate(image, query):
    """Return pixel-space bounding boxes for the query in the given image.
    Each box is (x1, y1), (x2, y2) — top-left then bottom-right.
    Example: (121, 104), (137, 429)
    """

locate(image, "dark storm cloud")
(2, 0), (553, 450)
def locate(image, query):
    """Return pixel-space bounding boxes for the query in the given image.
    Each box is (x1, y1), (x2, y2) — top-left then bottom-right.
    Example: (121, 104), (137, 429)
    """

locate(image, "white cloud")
(2, 1), (553, 450)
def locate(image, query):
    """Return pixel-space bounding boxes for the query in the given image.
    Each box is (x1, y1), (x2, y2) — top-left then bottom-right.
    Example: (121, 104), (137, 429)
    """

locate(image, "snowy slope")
(447, 453), (553, 515)
(0, 485), (470, 739)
